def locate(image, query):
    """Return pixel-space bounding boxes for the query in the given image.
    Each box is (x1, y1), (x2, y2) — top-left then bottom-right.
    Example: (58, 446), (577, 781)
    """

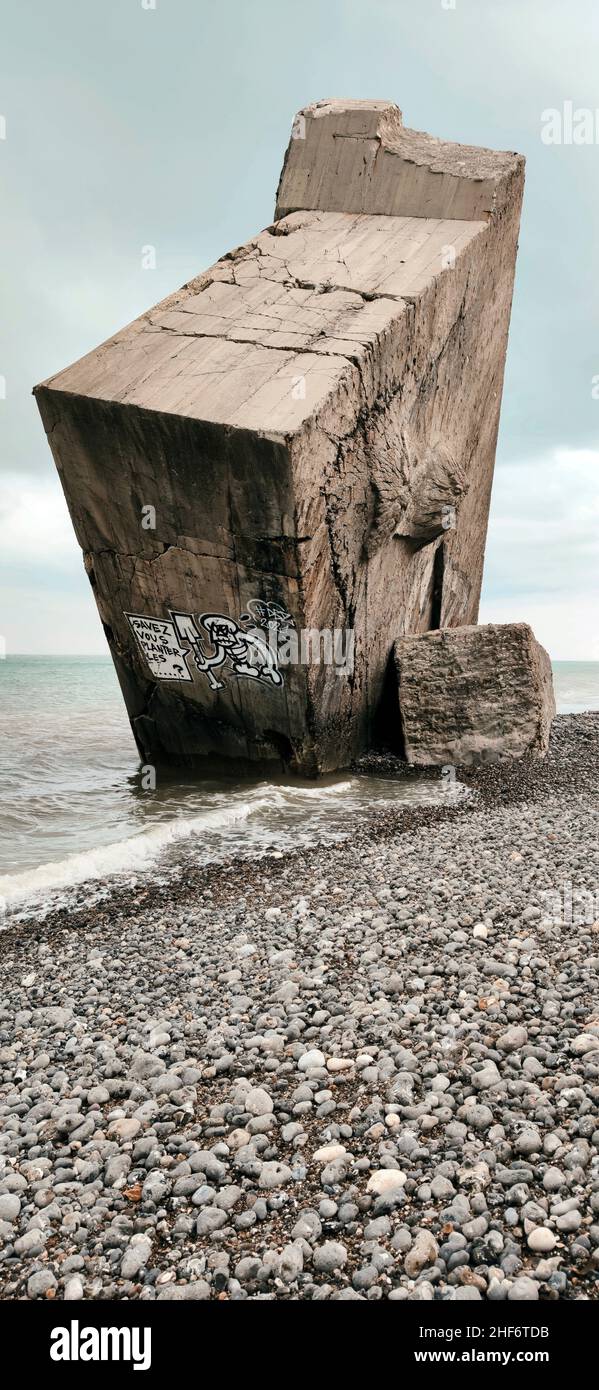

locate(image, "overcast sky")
(1, 0), (598, 658)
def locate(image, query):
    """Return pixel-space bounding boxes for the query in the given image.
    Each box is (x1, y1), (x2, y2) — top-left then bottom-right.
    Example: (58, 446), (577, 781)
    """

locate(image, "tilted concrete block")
(34, 98), (525, 775)
(394, 623), (556, 765)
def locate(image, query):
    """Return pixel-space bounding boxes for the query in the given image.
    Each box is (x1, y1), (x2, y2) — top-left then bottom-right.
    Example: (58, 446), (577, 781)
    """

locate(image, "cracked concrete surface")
(34, 99), (524, 775)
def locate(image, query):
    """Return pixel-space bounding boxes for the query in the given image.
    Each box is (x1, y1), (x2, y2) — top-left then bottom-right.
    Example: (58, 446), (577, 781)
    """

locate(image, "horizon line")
(2, 653), (599, 664)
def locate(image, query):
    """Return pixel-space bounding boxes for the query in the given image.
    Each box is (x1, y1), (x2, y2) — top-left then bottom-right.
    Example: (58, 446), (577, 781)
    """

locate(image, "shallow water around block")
(0, 656), (596, 918)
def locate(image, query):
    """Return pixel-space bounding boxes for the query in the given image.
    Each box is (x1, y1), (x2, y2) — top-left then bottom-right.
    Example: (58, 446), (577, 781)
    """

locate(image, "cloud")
(1, 585), (104, 657)
(0, 472), (80, 570)
(0, 471), (106, 654)
(483, 447), (599, 599)
(480, 446), (599, 658)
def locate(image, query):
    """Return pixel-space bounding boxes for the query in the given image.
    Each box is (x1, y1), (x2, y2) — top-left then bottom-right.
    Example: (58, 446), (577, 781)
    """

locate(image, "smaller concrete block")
(395, 623), (556, 766)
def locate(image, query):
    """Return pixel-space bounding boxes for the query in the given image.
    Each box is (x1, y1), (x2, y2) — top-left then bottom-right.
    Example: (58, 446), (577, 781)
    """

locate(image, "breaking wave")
(0, 795), (274, 915)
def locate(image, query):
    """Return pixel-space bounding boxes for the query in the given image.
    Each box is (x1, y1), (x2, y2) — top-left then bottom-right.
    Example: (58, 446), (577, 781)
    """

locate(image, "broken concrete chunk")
(34, 99), (524, 775)
(394, 623), (556, 766)
(276, 98), (521, 221)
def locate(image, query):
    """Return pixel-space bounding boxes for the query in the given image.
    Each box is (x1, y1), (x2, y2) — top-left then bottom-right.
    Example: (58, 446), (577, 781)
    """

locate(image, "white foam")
(289, 779), (354, 799)
(0, 773), (445, 921)
(0, 796), (273, 913)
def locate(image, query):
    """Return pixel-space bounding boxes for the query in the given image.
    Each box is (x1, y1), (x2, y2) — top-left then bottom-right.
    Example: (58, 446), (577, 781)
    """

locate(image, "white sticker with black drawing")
(125, 614), (193, 681)
(125, 600), (295, 689)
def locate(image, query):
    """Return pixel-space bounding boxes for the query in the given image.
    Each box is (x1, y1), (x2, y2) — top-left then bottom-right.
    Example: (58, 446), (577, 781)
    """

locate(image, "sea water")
(0, 656), (596, 917)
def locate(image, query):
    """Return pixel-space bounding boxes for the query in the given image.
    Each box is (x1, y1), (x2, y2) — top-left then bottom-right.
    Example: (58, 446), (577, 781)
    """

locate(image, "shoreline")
(0, 712), (598, 1301)
(2, 712), (597, 947)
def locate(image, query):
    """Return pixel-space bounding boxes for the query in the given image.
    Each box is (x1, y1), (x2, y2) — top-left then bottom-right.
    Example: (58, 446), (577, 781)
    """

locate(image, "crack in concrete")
(145, 320), (365, 368)
(88, 540), (305, 579)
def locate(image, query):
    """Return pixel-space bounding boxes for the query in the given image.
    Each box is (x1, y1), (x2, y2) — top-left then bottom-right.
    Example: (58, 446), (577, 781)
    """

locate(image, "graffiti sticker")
(125, 614), (193, 681)
(125, 601), (295, 690)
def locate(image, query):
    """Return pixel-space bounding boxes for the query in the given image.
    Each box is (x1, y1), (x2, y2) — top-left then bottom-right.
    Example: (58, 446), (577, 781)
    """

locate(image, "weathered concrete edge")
(275, 97), (525, 223)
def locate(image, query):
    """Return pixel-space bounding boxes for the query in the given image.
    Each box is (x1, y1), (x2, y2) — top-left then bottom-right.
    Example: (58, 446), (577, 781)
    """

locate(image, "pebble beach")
(0, 712), (598, 1302)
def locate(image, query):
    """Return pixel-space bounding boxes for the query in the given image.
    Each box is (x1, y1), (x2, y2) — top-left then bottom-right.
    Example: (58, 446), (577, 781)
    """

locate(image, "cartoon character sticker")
(125, 600), (294, 691)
